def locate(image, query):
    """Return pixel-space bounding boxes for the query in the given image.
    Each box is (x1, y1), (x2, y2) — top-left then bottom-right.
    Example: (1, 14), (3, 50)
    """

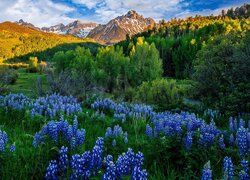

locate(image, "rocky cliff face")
(16, 19), (41, 31)
(87, 10), (155, 44)
(42, 20), (97, 38)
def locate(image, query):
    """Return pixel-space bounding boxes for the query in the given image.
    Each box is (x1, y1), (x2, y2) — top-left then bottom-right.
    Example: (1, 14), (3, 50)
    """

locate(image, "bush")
(133, 79), (182, 110)
(0, 67), (18, 85)
(0, 67), (19, 94)
(192, 32), (250, 115)
(26, 57), (39, 73)
(38, 61), (47, 73)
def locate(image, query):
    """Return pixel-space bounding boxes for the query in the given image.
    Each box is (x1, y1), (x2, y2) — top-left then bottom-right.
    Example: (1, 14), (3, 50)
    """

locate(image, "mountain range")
(15, 10), (155, 44)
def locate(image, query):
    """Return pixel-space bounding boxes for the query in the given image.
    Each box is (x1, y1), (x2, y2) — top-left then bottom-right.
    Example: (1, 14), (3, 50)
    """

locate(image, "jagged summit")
(15, 19), (40, 30)
(13, 10), (155, 41)
(42, 20), (97, 38)
(87, 10), (155, 44)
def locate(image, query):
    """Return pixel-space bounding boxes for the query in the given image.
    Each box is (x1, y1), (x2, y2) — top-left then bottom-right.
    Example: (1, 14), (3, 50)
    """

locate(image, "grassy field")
(8, 69), (48, 98)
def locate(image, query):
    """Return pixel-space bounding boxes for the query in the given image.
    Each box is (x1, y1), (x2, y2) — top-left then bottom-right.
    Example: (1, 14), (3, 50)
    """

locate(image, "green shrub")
(0, 67), (19, 94)
(133, 78), (182, 110)
(26, 57), (39, 73)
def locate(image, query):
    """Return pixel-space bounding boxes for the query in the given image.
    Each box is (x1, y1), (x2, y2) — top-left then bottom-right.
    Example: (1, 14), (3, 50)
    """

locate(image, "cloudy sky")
(0, 0), (248, 27)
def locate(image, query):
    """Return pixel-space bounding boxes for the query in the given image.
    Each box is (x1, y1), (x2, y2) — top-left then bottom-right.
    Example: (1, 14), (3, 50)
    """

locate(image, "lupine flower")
(105, 125), (124, 138)
(241, 160), (249, 173)
(198, 122), (218, 148)
(45, 160), (58, 180)
(184, 132), (193, 151)
(105, 127), (113, 138)
(30, 93), (82, 118)
(45, 143), (148, 179)
(91, 98), (155, 120)
(218, 136), (226, 150)
(229, 117), (234, 133)
(102, 161), (117, 179)
(201, 161), (212, 180)
(239, 119), (246, 128)
(146, 125), (153, 139)
(114, 113), (126, 123)
(236, 127), (248, 158)
(58, 146), (69, 173)
(234, 119), (238, 132)
(239, 170), (249, 180)
(0, 130), (9, 152)
(0, 93), (31, 111)
(33, 116), (86, 150)
(112, 139), (116, 146)
(223, 156), (234, 180)
(105, 148), (147, 179)
(124, 132), (128, 144)
(229, 134), (234, 147)
(9, 144), (16, 152)
(90, 137), (104, 174)
(131, 166), (148, 180)
(71, 151), (92, 179)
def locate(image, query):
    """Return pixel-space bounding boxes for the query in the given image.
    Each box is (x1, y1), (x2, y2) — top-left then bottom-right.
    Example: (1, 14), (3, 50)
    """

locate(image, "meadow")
(0, 4), (249, 180)
(0, 76), (249, 179)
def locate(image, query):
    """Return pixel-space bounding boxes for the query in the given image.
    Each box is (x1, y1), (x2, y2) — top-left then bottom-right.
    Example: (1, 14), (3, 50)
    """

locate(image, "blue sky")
(0, 0), (248, 27)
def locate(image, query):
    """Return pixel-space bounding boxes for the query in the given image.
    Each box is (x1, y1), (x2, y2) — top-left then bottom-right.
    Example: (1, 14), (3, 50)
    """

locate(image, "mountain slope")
(16, 19), (41, 31)
(42, 20), (97, 38)
(0, 22), (94, 62)
(87, 10), (155, 44)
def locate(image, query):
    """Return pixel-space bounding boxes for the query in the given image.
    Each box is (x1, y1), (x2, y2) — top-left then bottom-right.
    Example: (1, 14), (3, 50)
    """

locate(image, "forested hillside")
(0, 22), (95, 63)
(118, 4), (250, 79)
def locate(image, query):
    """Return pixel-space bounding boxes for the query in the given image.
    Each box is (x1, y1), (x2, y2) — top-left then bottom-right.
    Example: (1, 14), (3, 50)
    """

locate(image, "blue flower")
(223, 157), (234, 180)
(229, 134), (234, 146)
(45, 160), (58, 180)
(229, 117), (234, 133)
(184, 132), (193, 151)
(218, 136), (225, 150)
(236, 127), (248, 158)
(9, 144), (16, 152)
(58, 146), (69, 173)
(239, 170), (249, 180)
(124, 132), (128, 144)
(33, 116), (86, 150)
(112, 139), (116, 146)
(0, 130), (9, 152)
(201, 161), (212, 180)
(241, 160), (249, 173)
(146, 125), (153, 139)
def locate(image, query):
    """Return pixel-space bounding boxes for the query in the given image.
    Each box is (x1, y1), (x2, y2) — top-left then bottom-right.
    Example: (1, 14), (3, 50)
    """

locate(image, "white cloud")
(72, 0), (184, 23)
(0, 0), (76, 27)
(0, 0), (246, 27)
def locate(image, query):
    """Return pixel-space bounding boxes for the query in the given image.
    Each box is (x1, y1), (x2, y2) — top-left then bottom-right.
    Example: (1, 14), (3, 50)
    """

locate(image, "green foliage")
(0, 67), (19, 94)
(225, 4), (250, 19)
(96, 46), (129, 93)
(26, 56), (39, 73)
(193, 32), (250, 115)
(129, 37), (163, 86)
(118, 10), (249, 79)
(133, 79), (182, 110)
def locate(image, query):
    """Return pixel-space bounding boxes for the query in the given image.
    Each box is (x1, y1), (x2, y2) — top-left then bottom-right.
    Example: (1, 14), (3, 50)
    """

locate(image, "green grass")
(8, 69), (48, 98)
